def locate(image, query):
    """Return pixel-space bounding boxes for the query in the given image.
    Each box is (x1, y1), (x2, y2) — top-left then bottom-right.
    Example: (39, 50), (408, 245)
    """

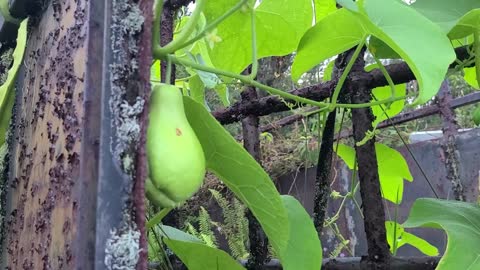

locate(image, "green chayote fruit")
(146, 83), (206, 208)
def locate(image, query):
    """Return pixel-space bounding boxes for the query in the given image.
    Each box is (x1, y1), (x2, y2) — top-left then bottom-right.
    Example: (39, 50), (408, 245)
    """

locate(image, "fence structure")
(0, 1), (477, 270)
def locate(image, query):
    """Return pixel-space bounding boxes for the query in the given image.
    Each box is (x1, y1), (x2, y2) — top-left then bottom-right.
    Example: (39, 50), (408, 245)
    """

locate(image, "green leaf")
(336, 0), (358, 12)
(404, 198), (480, 270)
(204, 0), (313, 73)
(214, 83), (230, 106)
(189, 75), (206, 104)
(368, 37), (401, 59)
(464, 66), (479, 89)
(0, 19), (28, 146)
(151, 60), (161, 82)
(360, 0), (456, 105)
(298, 0), (455, 104)
(385, 221), (438, 256)
(410, 0), (480, 38)
(449, 9), (480, 39)
(164, 238), (245, 270)
(371, 84), (406, 126)
(335, 143), (412, 204)
(334, 143), (356, 169)
(365, 64), (406, 125)
(183, 96), (289, 259)
(292, 8), (366, 80)
(280, 195), (322, 270)
(322, 60), (335, 82)
(375, 143), (413, 204)
(314, 0), (337, 23)
(451, 34), (474, 48)
(159, 225), (203, 244)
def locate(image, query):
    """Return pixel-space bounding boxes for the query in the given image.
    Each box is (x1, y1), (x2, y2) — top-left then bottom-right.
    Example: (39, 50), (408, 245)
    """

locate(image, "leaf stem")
(147, 208), (173, 230)
(170, 55), (412, 109)
(163, 0), (249, 57)
(152, 0), (164, 56)
(373, 54), (396, 106)
(169, 55), (329, 108)
(154, 0), (207, 57)
(330, 37), (367, 108)
(165, 56), (172, 84)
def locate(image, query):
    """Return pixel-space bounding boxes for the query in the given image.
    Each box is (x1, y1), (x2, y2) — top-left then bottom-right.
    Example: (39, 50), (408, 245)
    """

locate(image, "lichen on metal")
(104, 214), (141, 270)
(109, 0), (145, 172)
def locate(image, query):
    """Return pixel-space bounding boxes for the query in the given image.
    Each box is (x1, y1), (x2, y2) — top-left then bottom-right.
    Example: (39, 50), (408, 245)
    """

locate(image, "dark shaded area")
(149, 256), (440, 270)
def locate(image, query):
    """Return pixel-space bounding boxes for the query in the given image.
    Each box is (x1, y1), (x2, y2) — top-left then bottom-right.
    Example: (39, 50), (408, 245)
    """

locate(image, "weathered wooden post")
(0, 0), (152, 269)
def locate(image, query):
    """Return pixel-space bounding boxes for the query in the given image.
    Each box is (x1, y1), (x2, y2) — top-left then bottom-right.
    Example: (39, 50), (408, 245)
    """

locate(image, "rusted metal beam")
(241, 72), (270, 268)
(257, 91), (480, 140)
(213, 47), (471, 125)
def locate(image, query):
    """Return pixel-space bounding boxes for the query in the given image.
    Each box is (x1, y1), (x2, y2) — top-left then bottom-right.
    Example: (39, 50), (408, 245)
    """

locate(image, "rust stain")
(5, 0), (87, 268)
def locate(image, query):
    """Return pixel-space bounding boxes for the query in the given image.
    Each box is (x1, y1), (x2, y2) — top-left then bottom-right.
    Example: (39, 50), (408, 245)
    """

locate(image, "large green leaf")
(314, 0), (337, 23)
(448, 9), (480, 39)
(385, 221), (438, 256)
(375, 143), (413, 204)
(165, 240), (245, 270)
(371, 84), (406, 126)
(410, 0), (480, 38)
(188, 75), (206, 104)
(183, 96), (289, 259)
(335, 143), (412, 204)
(0, 19), (28, 146)
(361, 0), (456, 105)
(294, 0), (455, 104)
(292, 8), (366, 81)
(365, 64), (406, 126)
(404, 198), (480, 270)
(280, 195), (322, 270)
(162, 226), (245, 270)
(334, 143), (356, 169)
(204, 0), (312, 73)
(336, 0), (358, 12)
(159, 225), (203, 243)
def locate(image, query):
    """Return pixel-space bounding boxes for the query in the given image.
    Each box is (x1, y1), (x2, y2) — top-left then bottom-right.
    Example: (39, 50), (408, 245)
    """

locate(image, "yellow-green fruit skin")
(147, 84), (206, 208)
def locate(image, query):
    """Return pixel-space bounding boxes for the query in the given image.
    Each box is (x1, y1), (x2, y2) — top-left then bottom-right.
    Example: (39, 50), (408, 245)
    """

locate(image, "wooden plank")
(1, 0), (94, 268)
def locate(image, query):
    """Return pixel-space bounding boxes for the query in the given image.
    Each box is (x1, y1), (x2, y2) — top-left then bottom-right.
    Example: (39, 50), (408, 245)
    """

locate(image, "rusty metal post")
(241, 80), (270, 269)
(436, 80), (464, 201)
